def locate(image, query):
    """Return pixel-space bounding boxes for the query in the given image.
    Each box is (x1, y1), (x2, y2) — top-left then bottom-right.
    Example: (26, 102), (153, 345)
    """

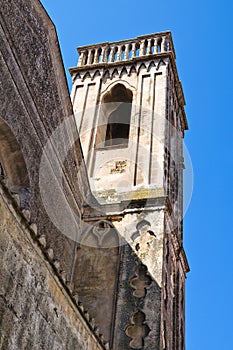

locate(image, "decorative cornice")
(83, 195), (167, 222)
(70, 52), (173, 74)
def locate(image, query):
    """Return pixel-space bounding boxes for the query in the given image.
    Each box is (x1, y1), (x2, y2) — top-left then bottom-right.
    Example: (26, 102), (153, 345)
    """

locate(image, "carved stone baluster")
(161, 36), (167, 52)
(110, 47), (115, 62)
(132, 43), (136, 58)
(102, 47), (108, 63)
(147, 39), (152, 55)
(78, 51), (85, 66)
(101, 47), (105, 63)
(124, 44), (130, 60)
(154, 38), (158, 54)
(117, 45), (122, 61)
(87, 49), (93, 65)
(140, 40), (146, 56)
(94, 49), (99, 64)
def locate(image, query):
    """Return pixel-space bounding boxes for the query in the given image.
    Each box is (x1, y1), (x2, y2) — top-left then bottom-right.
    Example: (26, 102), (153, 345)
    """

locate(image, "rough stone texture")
(0, 182), (104, 350)
(0, 1), (102, 348)
(0, 0), (90, 277)
(71, 34), (189, 349)
(112, 242), (162, 350)
(73, 223), (120, 342)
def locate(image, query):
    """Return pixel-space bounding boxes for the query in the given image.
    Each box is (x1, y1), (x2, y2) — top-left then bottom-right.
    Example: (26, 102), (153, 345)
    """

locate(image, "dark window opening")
(102, 84), (132, 147)
(157, 38), (162, 53)
(105, 103), (132, 146)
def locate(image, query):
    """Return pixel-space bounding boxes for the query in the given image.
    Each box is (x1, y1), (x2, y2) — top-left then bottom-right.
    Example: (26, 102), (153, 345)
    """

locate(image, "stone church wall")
(0, 181), (104, 350)
(0, 0), (90, 278)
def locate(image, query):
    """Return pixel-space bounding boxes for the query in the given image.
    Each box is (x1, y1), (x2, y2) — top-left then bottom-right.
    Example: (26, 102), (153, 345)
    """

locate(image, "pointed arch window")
(0, 118), (29, 192)
(102, 83), (133, 147)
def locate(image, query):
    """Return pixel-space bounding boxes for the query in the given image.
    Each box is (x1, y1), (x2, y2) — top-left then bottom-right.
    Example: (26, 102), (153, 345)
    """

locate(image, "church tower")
(70, 32), (189, 349)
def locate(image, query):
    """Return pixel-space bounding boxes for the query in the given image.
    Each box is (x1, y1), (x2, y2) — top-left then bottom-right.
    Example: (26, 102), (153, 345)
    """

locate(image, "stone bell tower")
(70, 32), (189, 350)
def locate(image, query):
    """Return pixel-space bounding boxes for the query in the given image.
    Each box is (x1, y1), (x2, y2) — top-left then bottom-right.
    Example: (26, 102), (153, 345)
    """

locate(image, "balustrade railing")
(77, 32), (174, 67)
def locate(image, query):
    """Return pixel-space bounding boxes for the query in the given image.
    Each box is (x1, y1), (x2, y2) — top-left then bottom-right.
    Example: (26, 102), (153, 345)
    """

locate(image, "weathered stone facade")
(0, 180), (104, 350)
(70, 34), (189, 349)
(0, 1), (104, 349)
(0, 1), (189, 349)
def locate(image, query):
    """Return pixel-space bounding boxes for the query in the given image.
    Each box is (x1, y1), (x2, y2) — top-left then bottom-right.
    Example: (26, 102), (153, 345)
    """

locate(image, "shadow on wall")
(73, 220), (161, 349)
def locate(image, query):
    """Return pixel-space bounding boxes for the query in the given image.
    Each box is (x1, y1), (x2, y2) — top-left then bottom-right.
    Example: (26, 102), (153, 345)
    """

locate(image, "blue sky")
(40, 1), (233, 348)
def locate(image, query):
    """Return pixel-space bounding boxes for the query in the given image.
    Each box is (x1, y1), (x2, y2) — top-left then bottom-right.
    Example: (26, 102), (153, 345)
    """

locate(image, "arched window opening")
(114, 47), (118, 62)
(128, 44), (133, 59)
(90, 49), (95, 64)
(151, 39), (155, 54)
(105, 103), (132, 146)
(0, 118), (30, 205)
(144, 39), (148, 55)
(97, 48), (102, 63)
(157, 38), (162, 53)
(121, 45), (125, 60)
(136, 43), (140, 57)
(106, 47), (111, 62)
(83, 50), (88, 65)
(102, 84), (133, 147)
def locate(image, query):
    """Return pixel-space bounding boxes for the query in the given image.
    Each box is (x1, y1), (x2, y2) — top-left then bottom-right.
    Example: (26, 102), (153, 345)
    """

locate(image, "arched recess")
(72, 220), (121, 342)
(0, 118), (29, 194)
(95, 83), (133, 147)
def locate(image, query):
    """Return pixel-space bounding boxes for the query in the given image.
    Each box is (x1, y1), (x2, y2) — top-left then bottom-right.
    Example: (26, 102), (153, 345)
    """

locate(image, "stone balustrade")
(77, 32), (174, 67)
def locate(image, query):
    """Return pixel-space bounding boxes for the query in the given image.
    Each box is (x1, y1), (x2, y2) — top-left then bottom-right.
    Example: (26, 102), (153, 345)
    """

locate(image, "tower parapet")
(75, 32), (175, 68)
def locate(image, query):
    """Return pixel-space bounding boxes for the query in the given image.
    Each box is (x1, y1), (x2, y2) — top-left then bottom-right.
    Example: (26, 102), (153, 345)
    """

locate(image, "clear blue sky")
(40, 1), (233, 348)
